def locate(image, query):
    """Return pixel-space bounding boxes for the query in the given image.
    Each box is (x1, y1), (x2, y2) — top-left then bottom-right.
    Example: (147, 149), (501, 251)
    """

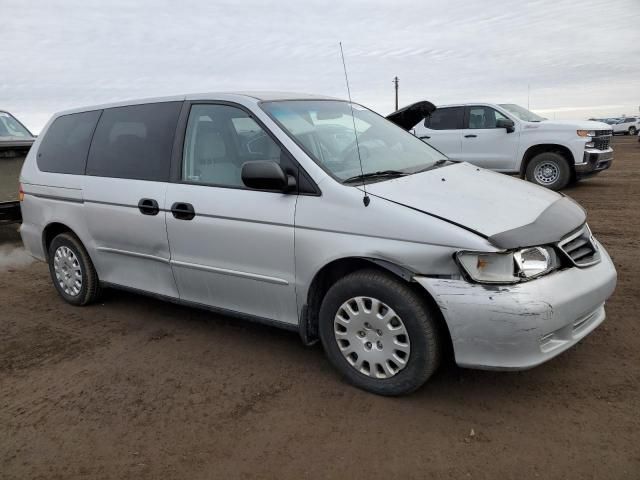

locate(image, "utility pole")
(393, 76), (399, 111)
(527, 83), (530, 110)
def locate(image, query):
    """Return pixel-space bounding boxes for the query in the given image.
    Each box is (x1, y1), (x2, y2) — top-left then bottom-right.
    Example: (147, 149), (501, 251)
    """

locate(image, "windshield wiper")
(412, 159), (453, 174)
(343, 170), (408, 184)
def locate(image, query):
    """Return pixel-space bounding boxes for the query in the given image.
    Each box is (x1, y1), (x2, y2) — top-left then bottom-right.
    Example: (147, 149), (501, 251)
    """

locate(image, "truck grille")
(558, 226), (600, 267)
(593, 130), (612, 150)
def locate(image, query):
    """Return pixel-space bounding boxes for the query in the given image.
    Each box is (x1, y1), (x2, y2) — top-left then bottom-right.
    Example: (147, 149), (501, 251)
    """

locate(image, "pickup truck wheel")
(318, 269), (441, 396)
(526, 152), (571, 191)
(48, 233), (100, 306)
(629, 127), (637, 136)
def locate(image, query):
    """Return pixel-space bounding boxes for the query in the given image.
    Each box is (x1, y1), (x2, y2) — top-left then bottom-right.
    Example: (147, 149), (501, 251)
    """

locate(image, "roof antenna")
(339, 42), (370, 207)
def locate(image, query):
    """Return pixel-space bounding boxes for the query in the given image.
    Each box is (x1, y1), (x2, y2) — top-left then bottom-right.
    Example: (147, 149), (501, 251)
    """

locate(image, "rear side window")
(86, 102), (182, 181)
(424, 107), (464, 130)
(37, 110), (101, 174)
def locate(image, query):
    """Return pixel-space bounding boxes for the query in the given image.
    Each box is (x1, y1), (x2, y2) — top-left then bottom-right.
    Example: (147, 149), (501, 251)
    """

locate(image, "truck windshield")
(261, 100), (447, 183)
(0, 112), (32, 138)
(498, 104), (546, 122)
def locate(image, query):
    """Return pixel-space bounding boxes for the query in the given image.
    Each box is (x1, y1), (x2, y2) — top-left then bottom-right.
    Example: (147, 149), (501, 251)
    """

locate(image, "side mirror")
(241, 161), (296, 192)
(496, 118), (515, 133)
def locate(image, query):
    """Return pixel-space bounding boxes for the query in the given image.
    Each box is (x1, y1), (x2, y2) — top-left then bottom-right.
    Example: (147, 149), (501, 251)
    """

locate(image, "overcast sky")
(2, 0), (639, 133)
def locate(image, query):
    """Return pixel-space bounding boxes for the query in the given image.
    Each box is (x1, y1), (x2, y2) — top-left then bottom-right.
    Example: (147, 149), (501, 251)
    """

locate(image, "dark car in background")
(1, 111), (36, 223)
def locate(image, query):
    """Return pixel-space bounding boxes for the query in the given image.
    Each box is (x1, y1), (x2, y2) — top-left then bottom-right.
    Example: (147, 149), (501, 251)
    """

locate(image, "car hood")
(530, 120), (612, 131)
(364, 162), (586, 249)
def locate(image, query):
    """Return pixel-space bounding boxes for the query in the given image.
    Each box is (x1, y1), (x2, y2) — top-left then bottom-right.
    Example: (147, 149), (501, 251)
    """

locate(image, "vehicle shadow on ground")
(98, 284), (563, 402)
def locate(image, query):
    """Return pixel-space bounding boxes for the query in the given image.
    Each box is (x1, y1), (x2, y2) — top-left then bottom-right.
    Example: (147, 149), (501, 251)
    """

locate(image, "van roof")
(53, 91), (341, 117)
(434, 103), (500, 108)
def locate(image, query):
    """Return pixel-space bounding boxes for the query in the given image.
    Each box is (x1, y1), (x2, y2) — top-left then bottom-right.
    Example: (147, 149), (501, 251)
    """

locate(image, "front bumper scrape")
(415, 242), (617, 370)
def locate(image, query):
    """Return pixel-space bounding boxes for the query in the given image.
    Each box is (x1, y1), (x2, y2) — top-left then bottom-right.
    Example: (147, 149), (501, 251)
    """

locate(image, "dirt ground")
(1, 137), (638, 479)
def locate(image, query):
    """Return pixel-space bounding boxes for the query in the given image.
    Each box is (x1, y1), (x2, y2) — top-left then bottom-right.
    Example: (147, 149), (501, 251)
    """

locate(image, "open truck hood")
(386, 101), (435, 130)
(364, 162), (586, 249)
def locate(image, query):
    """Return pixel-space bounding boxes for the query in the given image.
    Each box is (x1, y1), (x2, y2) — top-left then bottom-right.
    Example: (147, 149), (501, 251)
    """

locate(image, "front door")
(459, 106), (520, 171)
(165, 103), (299, 325)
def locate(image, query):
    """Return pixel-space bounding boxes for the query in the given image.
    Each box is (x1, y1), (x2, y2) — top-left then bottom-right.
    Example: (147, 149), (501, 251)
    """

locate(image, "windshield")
(0, 112), (32, 138)
(498, 104), (546, 122)
(261, 100), (447, 183)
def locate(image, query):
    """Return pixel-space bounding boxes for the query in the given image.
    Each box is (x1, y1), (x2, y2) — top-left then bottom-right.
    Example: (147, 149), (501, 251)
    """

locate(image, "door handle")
(419, 135), (431, 140)
(138, 198), (159, 216)
(464, 134), (477, 138)
(171, 202), (196, 220)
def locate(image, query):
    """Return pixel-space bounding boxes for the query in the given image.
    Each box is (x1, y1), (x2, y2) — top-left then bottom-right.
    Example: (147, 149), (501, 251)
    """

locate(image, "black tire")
(48, 232), (100, 306)
(318, 269), (441, 396)
(629, 127), (636, 136)
(525, 151), (571, 191)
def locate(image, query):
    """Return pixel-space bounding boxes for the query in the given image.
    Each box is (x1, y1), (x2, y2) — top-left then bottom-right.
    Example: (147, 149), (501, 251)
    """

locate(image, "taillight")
(18, 184), (24, 202)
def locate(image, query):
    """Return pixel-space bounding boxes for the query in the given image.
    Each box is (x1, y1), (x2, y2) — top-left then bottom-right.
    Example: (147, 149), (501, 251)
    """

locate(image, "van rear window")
(37, 110), (102, 174)
(86, 102), (181, 182)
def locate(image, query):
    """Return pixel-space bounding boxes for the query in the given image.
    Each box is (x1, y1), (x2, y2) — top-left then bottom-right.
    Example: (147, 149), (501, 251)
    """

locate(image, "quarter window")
(86, 102), (181, 181)
(37, 110), (102, 174)
(467, 106), (509, 129)
(424, 107), (464, 130)
(182, 104), (285, 188)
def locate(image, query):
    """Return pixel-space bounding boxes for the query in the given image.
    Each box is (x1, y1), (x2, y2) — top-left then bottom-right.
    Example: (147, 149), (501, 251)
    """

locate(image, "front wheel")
(629, 126), (637, 136)
(525, 152), (571, 191)
(318, 269), (441, 396)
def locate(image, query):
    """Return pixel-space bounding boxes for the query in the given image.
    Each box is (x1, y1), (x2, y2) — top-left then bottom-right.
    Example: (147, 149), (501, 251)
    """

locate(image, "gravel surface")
(1, 137), (638, 479)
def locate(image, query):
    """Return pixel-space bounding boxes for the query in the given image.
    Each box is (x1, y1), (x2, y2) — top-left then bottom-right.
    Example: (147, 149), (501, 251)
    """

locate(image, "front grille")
(592, 130), (612, 150)
(594, 136), (611, 150)
(558, 226), (600, 267)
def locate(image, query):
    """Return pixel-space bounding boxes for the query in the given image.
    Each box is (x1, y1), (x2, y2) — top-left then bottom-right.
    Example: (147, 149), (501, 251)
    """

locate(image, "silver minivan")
(19, 92), (617, 395)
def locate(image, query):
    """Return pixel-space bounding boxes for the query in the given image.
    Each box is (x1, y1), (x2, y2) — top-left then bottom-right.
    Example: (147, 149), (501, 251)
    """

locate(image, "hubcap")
(533, 161), (559, 185)
(333, 296), (410, 379)
(53, 246), (82, 296)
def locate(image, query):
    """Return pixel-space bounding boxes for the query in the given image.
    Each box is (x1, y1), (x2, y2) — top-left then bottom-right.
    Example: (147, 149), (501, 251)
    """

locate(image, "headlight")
(577, 130), (596, 137)
(456, 247), (559, 284)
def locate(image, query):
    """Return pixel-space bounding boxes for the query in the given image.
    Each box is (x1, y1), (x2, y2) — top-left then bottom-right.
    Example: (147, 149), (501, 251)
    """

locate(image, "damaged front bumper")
(415, 241), (617, 370)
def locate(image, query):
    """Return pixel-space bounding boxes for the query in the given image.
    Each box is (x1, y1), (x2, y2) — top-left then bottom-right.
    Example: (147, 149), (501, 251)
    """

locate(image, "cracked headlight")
(456, 247), (559, 284)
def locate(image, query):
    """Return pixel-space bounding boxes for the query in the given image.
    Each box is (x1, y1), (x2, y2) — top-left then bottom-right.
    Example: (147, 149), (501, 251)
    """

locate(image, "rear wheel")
(318, 269), (441, 396)
(629, 126), (636, 136)
(525, 151), (571, 191)
(48, 232), (100, 306)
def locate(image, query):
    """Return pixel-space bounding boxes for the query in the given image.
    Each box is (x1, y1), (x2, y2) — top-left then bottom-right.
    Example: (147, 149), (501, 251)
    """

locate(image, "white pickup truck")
(402, 103), (613, 190)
